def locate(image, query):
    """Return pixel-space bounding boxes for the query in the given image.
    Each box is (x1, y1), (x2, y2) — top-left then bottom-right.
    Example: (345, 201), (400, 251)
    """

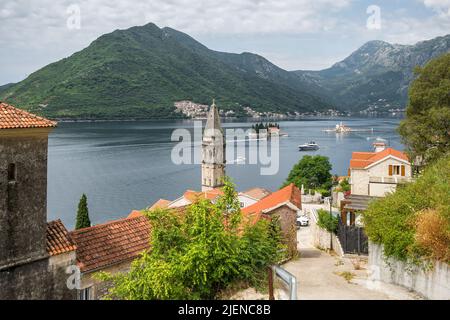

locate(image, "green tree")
(283, 155), (333, 191)
(97, 178), (285, 300)
(399, 53), (450, 164)
(75, 194), (91, 230)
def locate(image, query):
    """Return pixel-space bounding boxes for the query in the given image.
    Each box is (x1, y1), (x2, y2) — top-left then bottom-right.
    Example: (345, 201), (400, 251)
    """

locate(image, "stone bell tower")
(201, 100), (226, 191)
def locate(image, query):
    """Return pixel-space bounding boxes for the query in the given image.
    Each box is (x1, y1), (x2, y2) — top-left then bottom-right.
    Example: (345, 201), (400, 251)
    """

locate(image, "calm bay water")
(47, 117), (403, 229)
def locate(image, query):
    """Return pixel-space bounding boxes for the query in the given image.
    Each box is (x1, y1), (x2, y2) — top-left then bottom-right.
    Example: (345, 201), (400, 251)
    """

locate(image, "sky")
(0, 0), (449, 85)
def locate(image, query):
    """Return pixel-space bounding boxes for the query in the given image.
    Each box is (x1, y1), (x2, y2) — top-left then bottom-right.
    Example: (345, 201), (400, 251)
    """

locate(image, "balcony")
(369, 176), (414, 184)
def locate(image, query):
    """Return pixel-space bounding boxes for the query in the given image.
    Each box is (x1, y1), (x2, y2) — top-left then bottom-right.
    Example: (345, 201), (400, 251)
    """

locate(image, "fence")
(337, 218), (368, 255)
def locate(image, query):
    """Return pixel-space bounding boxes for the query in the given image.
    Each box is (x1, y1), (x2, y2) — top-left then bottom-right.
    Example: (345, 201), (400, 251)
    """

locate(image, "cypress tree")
(75, 194), (91, 230)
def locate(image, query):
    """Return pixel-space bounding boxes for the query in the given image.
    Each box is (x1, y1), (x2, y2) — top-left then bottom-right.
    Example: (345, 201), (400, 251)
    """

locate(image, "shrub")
(415, 209), (450, 263)
(97, 178), (285, 300)
(317, 209), (338, 233)
(362, 155), (450, 264)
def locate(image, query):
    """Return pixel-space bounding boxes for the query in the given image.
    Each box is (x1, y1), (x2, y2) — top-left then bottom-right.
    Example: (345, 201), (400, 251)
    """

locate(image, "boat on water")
(299, 141), (320, 151)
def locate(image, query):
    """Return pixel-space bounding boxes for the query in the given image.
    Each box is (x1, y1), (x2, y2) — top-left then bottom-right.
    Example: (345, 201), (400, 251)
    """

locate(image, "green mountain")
(293, 35), (450, 111)
(0, 23), (330, 119)
(0, 83), (14, 95)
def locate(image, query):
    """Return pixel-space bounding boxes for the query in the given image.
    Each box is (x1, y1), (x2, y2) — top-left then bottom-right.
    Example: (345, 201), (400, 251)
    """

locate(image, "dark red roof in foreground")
(47, 220), (77, 256)
(69, 216), (151, 273)
(0, 102), (57, 129)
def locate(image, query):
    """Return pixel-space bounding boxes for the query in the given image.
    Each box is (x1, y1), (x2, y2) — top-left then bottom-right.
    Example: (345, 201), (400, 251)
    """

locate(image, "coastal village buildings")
(0, 101), (299, 299)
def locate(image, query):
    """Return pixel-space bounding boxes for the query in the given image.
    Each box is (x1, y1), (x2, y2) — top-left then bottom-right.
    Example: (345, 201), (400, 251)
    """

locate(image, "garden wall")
(310, 209), (344, 257)
(369, 242), (450, 300)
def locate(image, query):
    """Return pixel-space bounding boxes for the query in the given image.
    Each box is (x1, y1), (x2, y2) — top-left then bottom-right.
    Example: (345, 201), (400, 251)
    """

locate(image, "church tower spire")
(202, 100), (226, 191)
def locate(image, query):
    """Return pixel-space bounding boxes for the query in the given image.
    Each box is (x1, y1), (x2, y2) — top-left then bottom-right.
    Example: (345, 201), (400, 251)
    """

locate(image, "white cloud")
(0, 0), (449, 83)
(421, 0), (450, 17)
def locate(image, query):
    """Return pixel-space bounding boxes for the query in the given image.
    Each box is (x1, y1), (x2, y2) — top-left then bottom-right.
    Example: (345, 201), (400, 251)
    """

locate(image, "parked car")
(296, 215), (309, 227)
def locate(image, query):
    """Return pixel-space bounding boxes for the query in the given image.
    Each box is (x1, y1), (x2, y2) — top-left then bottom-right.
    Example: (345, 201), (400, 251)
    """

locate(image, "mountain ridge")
(1, 22), (449, 118)
(0, 23), (330, 119)
(292, 34), (450, 111)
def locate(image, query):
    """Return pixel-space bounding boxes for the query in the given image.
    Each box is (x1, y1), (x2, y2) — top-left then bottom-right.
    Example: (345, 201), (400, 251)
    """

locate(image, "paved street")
(282, 205), (422, 300)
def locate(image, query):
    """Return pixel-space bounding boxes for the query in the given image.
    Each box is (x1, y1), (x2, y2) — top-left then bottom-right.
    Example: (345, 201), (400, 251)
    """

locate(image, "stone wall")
(310, 209), (344, 257)
(269, 206), (298, 258)
(0, 252), (77, 300)
(369, 242), (450, 300)
(0, 129), (50, 268)
(80, 260), (133, 300)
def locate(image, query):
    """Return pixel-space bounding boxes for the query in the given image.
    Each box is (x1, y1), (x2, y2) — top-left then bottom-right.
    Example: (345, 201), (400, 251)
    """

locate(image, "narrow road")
(282, 215), (421, 300)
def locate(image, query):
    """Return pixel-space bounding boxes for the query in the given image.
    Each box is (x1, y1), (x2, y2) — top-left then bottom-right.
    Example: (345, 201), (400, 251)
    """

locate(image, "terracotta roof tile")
(242, 184), (301, 222)
(148, 199), (171, 211)
(350, 148), (409, 169)
(241, 187), (272, 200)
(69, 216), (151, 273)
(128, 210), (144, 218)
(0, 102), (57, 129)
(46, 220), (77, 256)
(183, 189), (224, 202)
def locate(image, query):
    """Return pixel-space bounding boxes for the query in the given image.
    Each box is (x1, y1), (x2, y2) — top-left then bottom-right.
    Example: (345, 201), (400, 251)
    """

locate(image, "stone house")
(349, 147), (412, 197)
(0, 102), (77, 299)
(242, 184), (301, 257)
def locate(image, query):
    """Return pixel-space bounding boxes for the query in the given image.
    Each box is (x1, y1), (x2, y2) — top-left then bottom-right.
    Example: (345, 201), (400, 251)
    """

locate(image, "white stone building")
(349, 146), (412, 197)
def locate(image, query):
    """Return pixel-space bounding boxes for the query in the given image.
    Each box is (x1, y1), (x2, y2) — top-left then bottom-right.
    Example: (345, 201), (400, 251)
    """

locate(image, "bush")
(415, 209), (450, 263)
(362, 155), (450, 264)
(317, 209), (338, 233)
(336, 178), (351, 193)
(97, 178), (285, 300)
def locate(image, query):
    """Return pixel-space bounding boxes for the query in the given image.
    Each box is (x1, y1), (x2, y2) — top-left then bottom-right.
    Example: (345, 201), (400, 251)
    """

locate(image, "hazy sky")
(1, 0), (449, 85)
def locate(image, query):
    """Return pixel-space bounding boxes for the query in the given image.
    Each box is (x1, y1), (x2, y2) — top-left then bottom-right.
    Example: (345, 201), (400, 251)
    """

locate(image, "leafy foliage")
(75, 194), (91, 230)
(336, 178), (351, 193)
(97, 178), (285, 300)
(362, 155), (450, 264)
(399, 53), (450, 164)
(317, 209), (338, 233)
(283, 155), (333, 191)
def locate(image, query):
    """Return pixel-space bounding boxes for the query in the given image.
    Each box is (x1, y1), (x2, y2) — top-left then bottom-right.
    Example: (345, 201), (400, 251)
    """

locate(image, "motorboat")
(298, 141), (320, 151)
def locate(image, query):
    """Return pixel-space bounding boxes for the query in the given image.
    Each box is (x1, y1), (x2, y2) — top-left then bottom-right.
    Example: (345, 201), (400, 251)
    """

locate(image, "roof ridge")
(70, 215), (147, 234)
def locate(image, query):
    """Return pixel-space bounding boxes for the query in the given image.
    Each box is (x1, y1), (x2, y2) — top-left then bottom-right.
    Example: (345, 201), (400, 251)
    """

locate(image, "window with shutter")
(401, 165), (405, 176)
(389, 165), (393, 176)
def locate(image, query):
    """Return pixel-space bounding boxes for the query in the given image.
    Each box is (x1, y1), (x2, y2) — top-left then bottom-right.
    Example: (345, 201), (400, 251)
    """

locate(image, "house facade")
(349, 147), (412, 197)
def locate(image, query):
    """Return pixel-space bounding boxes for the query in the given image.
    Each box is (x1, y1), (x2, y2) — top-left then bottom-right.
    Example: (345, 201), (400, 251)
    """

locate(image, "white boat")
(299, 141), (320, 151)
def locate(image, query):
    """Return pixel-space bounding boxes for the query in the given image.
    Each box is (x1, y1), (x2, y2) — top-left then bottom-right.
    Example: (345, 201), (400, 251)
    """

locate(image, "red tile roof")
(0, 102), (57, 129)
(69, 216), (151, 273)
(46, 220), (77, 256)
(183, 189), (224, 202)
(240, 187), (272, 200)
(350, 148), (409, 169)
(242, 184), (301, 222)
(148, 199), (171, 211)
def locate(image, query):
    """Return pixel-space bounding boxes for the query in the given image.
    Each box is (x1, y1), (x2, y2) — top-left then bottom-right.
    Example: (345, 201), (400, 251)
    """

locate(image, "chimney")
(373, 142), (387, 153)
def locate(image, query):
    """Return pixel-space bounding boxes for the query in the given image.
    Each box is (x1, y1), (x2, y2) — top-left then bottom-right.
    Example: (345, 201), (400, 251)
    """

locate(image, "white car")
(296, 215), (309, 227)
